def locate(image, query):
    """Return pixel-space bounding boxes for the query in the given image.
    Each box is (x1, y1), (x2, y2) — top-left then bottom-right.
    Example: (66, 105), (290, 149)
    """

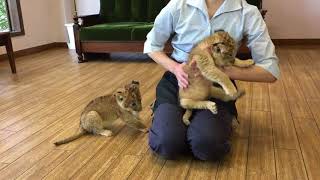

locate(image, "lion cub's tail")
(54, 130), (86, 146)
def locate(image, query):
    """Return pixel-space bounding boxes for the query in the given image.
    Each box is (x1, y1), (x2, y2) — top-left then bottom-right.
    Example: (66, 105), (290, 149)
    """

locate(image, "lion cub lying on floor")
(180, 31), (254, 125)
(54, 81), (148, 146)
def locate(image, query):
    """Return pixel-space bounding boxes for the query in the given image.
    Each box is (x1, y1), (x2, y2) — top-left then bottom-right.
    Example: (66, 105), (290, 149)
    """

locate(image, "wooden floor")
(0, 46), (319, 180)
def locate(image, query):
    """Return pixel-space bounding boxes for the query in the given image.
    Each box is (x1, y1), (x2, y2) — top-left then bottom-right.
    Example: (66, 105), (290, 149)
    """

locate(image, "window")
(0, 0), (24, 36)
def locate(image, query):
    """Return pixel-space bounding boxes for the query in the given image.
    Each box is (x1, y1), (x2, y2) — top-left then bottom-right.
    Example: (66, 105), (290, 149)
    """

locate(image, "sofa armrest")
(73, 14), (103, 27)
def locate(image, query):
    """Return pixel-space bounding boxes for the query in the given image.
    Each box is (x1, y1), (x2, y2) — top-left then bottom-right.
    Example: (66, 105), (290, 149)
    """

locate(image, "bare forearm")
(148, 51), (189, 88)
(222, 65), (277, 83)
(148, 51), (178, 73)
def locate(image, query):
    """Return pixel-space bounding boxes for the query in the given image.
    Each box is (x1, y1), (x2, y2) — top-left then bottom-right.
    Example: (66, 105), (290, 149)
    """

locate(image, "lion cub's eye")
(119, 97), (123, 101)
(131, 102), (136, 107)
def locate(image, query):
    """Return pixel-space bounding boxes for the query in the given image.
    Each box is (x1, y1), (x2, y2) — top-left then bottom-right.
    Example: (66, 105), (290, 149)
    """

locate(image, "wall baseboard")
(0, 42), (68, 60)
(272, 39), (320, 46)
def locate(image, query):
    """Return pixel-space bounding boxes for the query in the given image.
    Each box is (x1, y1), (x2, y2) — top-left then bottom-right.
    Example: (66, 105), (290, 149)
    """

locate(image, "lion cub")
(180, 31), (254, 125)
(54, 81), (148, 146)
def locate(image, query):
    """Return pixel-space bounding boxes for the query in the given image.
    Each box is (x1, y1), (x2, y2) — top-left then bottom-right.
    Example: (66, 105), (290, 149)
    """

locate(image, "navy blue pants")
(149, 71), (236, 161)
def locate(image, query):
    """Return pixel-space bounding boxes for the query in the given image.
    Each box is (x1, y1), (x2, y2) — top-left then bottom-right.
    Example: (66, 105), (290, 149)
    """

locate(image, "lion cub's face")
(115, 81), (142, 112)
(210, 31), (236, 67)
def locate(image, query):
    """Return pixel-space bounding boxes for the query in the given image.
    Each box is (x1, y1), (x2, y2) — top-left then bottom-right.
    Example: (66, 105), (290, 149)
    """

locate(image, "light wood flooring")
(0, 46), (319, 179)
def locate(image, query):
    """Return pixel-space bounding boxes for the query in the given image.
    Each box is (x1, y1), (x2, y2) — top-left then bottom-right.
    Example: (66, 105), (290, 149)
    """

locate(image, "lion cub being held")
(54, 81), (147, 146)
(180, 31), (254, 125)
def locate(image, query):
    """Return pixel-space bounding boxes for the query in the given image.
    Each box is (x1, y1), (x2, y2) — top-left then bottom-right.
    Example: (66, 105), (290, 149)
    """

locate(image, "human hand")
(172, 63), (188, 89)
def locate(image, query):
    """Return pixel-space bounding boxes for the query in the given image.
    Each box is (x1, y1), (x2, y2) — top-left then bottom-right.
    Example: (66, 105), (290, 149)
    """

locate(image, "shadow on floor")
(84, 52), (154, 63)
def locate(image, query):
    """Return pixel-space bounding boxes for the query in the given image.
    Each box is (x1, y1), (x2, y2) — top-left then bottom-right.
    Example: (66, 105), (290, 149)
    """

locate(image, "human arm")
(221, 65), (276, 82)
(222, 7), (280, 82)
(144, 2), (188, 88)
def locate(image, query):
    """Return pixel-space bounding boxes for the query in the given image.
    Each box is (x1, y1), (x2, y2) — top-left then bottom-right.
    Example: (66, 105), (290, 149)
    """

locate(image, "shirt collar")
(186, 0), (243, 17)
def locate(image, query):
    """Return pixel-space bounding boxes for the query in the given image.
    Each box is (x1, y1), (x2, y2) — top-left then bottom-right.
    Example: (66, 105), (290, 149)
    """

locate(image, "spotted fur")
(54, 80), (147, 146)
(180, 31), (254, 125)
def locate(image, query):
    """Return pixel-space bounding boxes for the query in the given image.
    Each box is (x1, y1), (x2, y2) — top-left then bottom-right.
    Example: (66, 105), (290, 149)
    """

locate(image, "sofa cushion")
(99, 0), (115, 22)
(147, 0), (167, 22)
(114, 0), (131, 21)
(131, 0), (148, 21)
(131, 23), (154, 40)
(99, 0), (167, 22)
(80, 22), (153, 41)
(100, 0), (131, 22)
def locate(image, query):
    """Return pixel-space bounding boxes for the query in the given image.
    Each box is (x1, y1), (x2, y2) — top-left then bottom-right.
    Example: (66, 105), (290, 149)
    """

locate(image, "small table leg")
(5, 36), (16, 74)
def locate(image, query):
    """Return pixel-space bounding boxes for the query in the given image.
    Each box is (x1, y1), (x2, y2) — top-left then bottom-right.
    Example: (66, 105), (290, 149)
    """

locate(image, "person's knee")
(189, 133), (231, 161)
(187, 110), (231, 160)
(149, 131), (187, 159)
(148, 103), (187, 159)
(187, 110), (232, 161)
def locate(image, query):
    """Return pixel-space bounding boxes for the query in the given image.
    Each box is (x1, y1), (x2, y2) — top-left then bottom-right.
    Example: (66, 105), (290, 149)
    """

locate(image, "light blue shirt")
(144, 0), (280, 79)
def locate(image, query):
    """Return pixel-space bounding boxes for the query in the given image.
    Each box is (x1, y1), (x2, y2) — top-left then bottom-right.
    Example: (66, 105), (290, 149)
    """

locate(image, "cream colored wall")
(49, 0), (67, 43)
(1, 0), (70, 54)
(264, 0), (320, 39)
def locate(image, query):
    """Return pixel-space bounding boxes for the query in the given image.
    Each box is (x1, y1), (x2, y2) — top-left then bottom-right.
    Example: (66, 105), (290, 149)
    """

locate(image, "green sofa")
(74, 0), (266, 62)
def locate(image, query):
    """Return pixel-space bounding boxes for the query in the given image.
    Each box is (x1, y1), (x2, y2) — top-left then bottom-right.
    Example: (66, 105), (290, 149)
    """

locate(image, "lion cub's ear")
(132, 80), (139, 84)
(130, 80), (140, 89)
(132, 80), (140, 86)
(113, 88), (124, 96)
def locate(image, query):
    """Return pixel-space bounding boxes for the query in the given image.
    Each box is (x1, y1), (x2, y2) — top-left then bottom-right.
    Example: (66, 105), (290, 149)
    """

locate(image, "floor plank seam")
(42, 137), (104, 179)
(306, 100), (320, 134)
(67, 127), (127, 179)
(0, 64), (135, 138)
(14, 148), (73, 179)
(126, 155), (148, 179)
(277, 74), (311, 180)
(0, 130), (62, 165)
(269, 89), (279, 180)
(286, 53), (320, 133)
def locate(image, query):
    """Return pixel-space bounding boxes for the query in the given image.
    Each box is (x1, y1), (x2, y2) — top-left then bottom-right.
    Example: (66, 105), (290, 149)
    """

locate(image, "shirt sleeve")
(143, 4), (174, 54)
(244, 7), (280, 79)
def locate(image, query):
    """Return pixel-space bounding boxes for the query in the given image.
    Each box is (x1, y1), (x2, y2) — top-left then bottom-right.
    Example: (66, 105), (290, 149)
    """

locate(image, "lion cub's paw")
(141, 128), (149, 133)
(183, 116), (191, 126)
(226, 87), (238, 98)
(233, 89), (246, 100)
(100, 130), (113, 137)
(208, 102), (218, 114)
(247, 59), (255, 66)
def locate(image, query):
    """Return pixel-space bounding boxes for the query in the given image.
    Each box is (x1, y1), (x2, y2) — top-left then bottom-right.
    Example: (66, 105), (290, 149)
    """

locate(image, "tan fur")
(180, 31), (254, 125)
(54, 81), (148, 146)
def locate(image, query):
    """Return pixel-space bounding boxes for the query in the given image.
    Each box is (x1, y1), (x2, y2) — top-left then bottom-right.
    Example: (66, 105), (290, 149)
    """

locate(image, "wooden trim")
(54, 42), (68, 48)
(13, 0), (25, 36)
(0, 42), (67, 60)
(6, 0), (25, 37)
(82, 41), (145, 52)
(81, 41), (173, 53)
(73, 21), (83, 61)
(272, 39), (320, 46)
